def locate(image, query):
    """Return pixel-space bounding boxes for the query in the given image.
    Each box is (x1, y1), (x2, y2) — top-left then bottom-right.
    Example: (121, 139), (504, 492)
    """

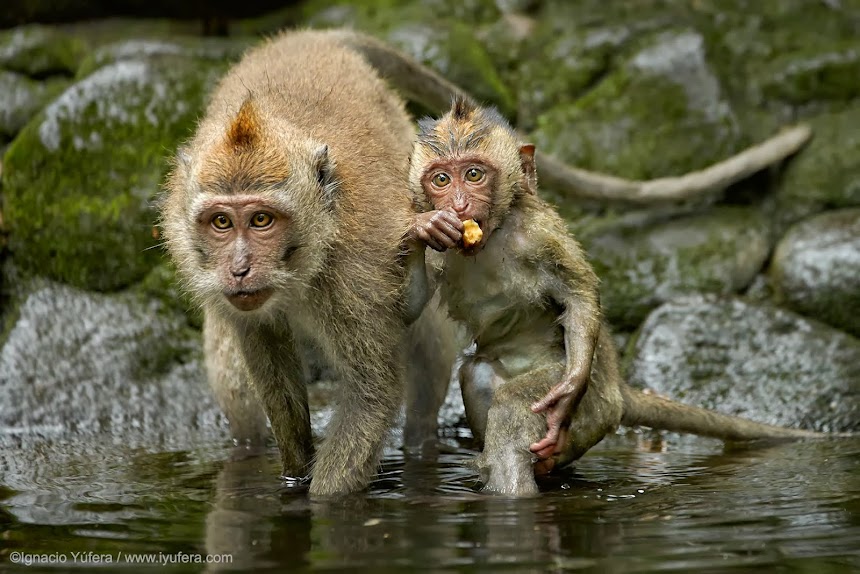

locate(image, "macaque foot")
(475, 449), (540, 497)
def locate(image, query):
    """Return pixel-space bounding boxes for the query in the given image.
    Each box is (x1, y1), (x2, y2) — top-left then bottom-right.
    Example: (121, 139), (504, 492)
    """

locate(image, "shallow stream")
(2, 431), (858, 572)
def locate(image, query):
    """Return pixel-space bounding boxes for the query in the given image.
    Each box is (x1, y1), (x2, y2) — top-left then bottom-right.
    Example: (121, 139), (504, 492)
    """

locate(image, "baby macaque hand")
(411, 210), (464, 252)
(529, 380), (581, 457)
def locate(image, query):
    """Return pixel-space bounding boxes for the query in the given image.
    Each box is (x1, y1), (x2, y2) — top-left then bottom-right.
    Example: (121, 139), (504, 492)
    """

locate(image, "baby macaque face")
(421, 155), (497, 253)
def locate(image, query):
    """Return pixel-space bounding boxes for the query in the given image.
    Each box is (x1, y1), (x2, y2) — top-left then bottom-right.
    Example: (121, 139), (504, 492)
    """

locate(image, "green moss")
(759, 44), (860, 105)
(1, 56), (228, 292)
(532, 29), (744, 181)
(692, 0), (860, 111)
(0, 25), (88, 77)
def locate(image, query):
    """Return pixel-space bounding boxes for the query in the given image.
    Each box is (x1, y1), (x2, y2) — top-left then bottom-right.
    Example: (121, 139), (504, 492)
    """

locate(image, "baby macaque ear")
(519, 144), (537, 195)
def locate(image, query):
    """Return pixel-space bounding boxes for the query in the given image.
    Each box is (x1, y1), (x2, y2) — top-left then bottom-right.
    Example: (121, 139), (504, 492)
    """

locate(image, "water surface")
(1, 432), (859, 572)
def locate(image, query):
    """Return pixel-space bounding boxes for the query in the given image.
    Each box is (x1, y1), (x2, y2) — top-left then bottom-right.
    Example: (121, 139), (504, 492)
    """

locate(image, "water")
(1, 432), (859, 572)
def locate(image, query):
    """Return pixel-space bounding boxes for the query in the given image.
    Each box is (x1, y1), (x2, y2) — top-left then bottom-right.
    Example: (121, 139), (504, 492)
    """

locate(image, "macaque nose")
(231, 265), (250, 278)
(453, 194), (470, 216)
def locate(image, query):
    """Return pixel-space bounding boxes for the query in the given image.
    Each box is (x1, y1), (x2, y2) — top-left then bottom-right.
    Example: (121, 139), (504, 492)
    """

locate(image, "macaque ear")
(313, 144), (338, 208)
(175, 145), (192, 168)
(519, 144), (537, 195)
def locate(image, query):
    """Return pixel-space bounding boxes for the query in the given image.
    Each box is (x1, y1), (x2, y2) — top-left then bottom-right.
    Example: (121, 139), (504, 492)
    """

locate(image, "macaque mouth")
(225, 288), (275, 311)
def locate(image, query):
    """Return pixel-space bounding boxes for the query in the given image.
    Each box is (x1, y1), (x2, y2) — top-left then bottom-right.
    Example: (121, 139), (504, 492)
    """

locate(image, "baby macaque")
(409, 97), (821, 496)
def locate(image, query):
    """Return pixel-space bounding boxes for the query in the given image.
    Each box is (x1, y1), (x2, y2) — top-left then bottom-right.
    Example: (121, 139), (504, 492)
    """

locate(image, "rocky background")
(0, 0), (858, 446)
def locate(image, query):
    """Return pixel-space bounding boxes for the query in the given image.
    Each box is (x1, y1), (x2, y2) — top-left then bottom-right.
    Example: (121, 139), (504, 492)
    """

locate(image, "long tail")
(332, 30), (468, 113)
(620, 385), (823, 440)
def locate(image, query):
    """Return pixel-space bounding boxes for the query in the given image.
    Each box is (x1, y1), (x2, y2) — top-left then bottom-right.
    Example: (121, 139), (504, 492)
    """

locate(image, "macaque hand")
(410, 210), (464, 252)
(529, 380), (583, 457)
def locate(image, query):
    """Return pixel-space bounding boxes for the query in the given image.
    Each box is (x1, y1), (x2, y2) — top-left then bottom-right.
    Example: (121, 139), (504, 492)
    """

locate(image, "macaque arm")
(401, 238), (430, 325)
(528, 229), (601, 454)
(234, 319), (314, 477)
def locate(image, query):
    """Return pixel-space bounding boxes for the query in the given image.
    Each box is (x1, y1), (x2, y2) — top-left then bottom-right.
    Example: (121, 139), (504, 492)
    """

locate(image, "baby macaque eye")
(432, 172), (451, 187)
(465, 168), (484, 182)
(211, 214), (233, 230)
(250, 212), (274, 227)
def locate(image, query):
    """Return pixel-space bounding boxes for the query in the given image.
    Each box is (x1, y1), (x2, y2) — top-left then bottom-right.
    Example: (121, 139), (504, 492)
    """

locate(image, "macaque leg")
(459, 353), (509, 446)
(475, 364), (564, 496)
(236, 321), (314, 479)
(403, 295), (460, 451)
(554, 329), (625, 467)
(309, 351), (404, 496)
(203, 309), (270, 445)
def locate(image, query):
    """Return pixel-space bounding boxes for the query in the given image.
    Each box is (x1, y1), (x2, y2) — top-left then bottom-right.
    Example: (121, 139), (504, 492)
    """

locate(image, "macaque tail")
(619, 385), (824, 441)
(332, 30), (469, 114)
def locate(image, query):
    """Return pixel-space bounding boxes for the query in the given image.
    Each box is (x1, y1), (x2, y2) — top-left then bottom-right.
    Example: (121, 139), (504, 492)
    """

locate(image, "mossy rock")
(517, 0), (679, 129)
(136, 260), (202, 329)
(770, 209), (860, 338)
(583, 206), (770, 329)
(0, 71), (69, 139)
(77, 36), (254, 78)
(627, 295), (860, 432)
(692, 0), (860, 112)
(0, 25), (88, 77)
(532, 29), (744, 181)
(1, 56), (228, 291)
(769, 106), (860, 231)
(296, 0), (513, 116)
(758, 43), (860, 106)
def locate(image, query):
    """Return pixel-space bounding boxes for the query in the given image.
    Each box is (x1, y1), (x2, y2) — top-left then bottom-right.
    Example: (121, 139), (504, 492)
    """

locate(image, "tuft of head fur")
(226, 98), (261, 150)
(410, 96), (526, 226)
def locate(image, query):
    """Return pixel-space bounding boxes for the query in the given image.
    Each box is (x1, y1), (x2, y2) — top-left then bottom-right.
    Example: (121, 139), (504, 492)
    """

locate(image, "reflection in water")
(1, 432), (859, 572)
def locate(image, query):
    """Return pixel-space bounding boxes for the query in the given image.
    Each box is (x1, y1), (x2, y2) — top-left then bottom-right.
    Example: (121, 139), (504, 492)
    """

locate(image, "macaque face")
(194, 194), (296, 312)
(422, 155), (498, 252)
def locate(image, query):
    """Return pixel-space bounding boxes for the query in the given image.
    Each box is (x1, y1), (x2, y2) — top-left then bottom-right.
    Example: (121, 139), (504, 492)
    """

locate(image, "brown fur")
(160, 29), (451, 496)
(410, 99), (822, 496)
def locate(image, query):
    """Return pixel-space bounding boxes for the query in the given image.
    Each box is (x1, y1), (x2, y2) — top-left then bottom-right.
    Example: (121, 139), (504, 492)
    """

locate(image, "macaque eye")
(465, 168), (484, 183)
(432, 173), (451, 187)
(250, 212), (274, 228)
(211, 214), (232, 230)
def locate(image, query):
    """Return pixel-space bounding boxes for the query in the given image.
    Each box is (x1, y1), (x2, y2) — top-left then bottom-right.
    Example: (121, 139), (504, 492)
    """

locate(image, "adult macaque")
(159, 30), (452, 496)
(409, 97), (822, 496)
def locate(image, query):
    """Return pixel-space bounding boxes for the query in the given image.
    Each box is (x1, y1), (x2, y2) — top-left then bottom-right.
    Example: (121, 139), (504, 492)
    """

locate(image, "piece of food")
(462, 219), (483, 247)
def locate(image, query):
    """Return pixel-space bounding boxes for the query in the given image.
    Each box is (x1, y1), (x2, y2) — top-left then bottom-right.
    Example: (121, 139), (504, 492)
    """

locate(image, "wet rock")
(770, 209), (860, 338)
(1, 55), (228, 291)
(0, 279), (228, 443)
(0, 71), (68, 139)
(0, 25), (87, 77)
(769, 107), (860, 231)
(532, 28), (743, 181)
(583, 207), (770, 329)
(627, 295), (860, 432)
